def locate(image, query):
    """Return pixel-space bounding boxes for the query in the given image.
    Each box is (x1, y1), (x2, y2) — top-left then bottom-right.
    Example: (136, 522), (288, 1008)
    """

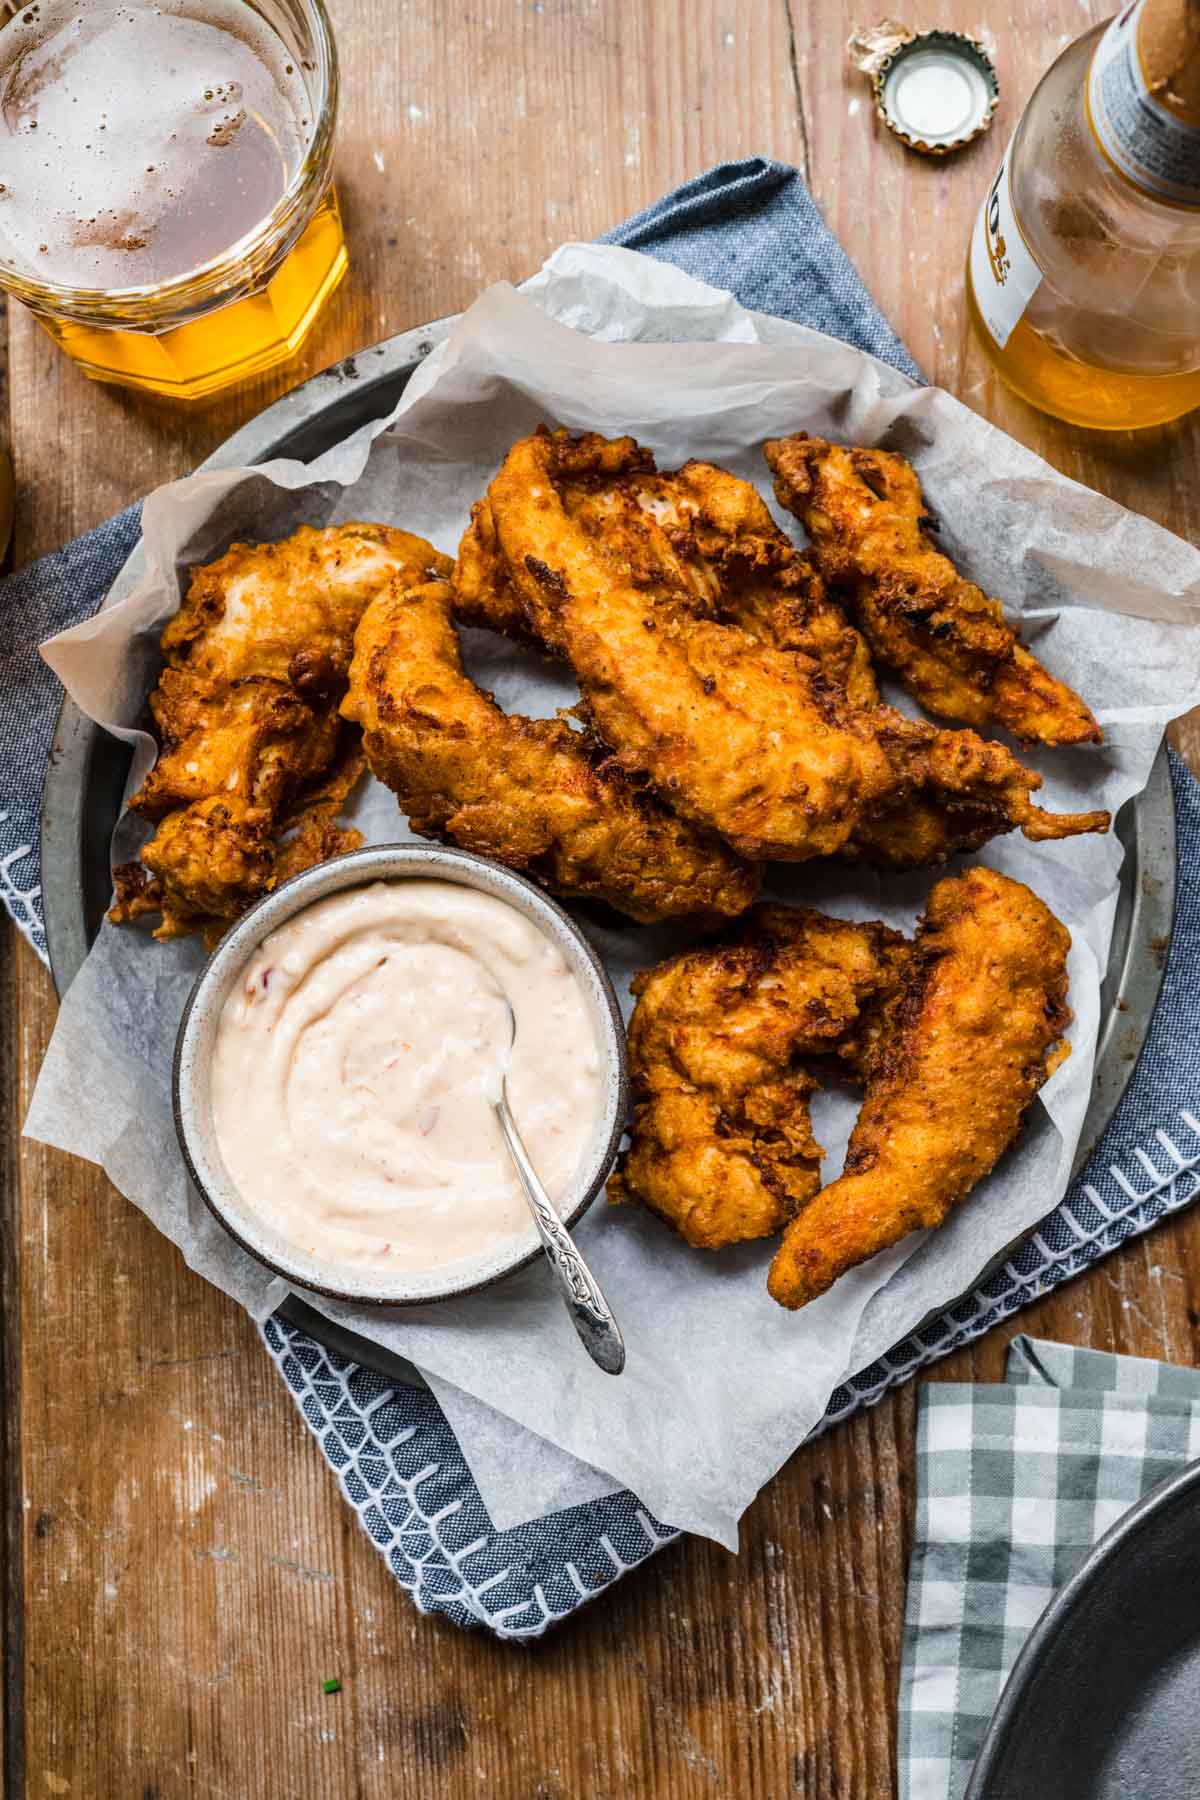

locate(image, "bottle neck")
(1087, 0), (1200, 206)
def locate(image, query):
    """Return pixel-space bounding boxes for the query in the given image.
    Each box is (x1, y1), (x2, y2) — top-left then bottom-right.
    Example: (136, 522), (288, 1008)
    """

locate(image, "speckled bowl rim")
(173, 843), (630, 1307)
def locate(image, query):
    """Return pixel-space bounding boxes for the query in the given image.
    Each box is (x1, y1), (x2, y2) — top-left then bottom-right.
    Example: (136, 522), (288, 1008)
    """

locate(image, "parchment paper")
(26, 245), (1200, 1546)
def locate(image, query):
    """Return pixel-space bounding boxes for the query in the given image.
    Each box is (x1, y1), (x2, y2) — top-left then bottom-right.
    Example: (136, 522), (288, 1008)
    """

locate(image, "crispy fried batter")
(845, 718), (1101, 869)
(458, 466), (878, 711)
(112, 794), (276, 940)
(608, 907), (908, 1248)
(764, 434), (1102, 748)
(563, 458), (882, 710)
(111, 524), (449, 941)
(478, 431), (897, 860)
(469, 430), (1108, 864)
(342, 575), (759, 924)
(613, 868), (1071, 1306)
(767, 867), (1073, 1308)
(548, 457), (1103, 866)
(271, 736), (367, 897)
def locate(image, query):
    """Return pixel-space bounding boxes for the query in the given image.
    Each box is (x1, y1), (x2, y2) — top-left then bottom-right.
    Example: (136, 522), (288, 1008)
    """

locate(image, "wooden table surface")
(3, 2), (1198, 1794)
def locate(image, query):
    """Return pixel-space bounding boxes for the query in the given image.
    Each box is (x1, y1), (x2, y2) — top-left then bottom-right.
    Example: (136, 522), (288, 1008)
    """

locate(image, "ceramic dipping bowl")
(173, 842), (629, 1306)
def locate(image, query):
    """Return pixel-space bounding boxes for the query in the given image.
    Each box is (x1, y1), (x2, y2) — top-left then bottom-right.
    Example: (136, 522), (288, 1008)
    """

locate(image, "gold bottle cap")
(870, 29), (999, 155)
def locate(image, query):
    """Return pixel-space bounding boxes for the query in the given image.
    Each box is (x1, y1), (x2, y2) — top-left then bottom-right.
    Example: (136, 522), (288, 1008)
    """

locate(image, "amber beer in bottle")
(967, 0), (1200, 428)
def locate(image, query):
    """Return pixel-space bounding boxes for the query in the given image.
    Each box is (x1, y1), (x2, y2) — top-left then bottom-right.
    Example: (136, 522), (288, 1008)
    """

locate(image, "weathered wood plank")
(3, 0), (1196, 1793)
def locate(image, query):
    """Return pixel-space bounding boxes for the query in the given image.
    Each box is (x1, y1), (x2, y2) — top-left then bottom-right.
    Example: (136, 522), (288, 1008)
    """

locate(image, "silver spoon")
(492, 998), (625, 1376)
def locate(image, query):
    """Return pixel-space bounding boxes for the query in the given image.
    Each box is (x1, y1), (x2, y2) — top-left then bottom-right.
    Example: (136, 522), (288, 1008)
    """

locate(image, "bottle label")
(1087, 2), (1200, 206)
(968, 142), (1044, 349)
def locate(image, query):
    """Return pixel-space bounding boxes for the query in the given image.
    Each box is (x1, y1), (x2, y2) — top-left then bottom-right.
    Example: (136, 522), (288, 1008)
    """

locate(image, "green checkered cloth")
(900, 1335), (1200, 1799)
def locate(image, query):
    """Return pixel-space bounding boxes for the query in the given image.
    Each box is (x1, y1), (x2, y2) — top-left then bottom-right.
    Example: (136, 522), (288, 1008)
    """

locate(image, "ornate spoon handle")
(494, 1086), (625, 1376)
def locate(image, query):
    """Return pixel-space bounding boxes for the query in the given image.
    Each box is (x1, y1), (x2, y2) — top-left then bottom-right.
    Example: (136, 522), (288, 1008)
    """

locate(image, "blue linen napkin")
(1, 501), (142, 959)
(7, 157), (1199, 1637)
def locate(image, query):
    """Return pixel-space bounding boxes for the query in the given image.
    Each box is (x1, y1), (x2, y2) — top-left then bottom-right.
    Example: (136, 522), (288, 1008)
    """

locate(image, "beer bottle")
(967, 0), (1200, 429)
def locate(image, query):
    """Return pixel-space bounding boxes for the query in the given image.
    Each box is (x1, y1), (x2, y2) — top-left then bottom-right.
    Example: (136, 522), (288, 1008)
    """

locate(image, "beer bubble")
(0, 0), (309, 286)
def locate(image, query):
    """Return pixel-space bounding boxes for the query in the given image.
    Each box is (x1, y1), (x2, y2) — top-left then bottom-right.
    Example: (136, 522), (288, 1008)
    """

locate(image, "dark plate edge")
(964, 1453), (1200, 1798)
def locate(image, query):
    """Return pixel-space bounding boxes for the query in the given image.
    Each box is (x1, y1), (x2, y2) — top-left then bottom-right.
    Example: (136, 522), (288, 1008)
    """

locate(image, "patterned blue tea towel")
(900, 1335), (1200, 1800)
(0, 502), (141, 959)
(6, 157), (1200, 1636)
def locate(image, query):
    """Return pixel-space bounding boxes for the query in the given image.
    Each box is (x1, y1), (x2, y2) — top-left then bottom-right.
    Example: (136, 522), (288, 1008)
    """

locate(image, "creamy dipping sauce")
(209, 881), (606, 1275)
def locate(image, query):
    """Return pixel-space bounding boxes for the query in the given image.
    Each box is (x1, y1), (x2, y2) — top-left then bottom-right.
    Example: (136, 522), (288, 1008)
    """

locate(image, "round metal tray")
(38, 320), (1178, 1388)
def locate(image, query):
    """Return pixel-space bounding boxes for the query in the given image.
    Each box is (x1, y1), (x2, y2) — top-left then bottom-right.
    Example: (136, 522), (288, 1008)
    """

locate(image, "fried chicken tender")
(559, 457), (881, 710)
(613, 868), (1071, 1307)
(544, 456), (1102, 866)
(111, 524), (446, 942)
(767, 867), (1073, 1308)
(342, 575), (759, 924)
(608, 907), (908, 1248)
(272, 735), (368, 890)
(459, 462), (877, 712)
(764, 434), (1102, 748)
(470, 430), (1108, 864)
(118, 794), (277, 933)
(478, 431), (896, 861)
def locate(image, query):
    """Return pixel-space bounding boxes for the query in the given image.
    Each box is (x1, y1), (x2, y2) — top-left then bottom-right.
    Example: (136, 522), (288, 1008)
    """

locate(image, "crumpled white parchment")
(25, 244), (1200, 1545)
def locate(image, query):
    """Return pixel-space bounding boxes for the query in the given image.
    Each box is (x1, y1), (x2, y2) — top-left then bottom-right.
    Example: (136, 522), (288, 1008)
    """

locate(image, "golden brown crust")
(471, 430), (1108, 866)
(764, 433), (1102, 749)
(110, 524), (449, 943)
(480, 430), (899, 861)
(613, 868), (1071, 1305)
(112, 794), (276, 942)
(343, 575), (760, 924)
(609, 906), (908, 1248)
(767, 867), (1073, 1308)
(563, 457), (883, 712)
(271, 736), (367, 899)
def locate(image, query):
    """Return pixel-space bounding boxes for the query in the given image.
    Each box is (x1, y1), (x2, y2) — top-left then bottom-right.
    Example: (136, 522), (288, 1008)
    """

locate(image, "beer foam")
(0, 0), (313, 288)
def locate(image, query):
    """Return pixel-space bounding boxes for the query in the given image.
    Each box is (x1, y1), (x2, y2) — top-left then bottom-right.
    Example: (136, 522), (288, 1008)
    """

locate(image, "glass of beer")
(0, 0), (347, 400)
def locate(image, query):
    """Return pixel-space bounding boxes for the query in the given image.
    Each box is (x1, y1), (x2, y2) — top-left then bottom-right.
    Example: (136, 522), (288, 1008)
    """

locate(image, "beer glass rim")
(0, 0), (340, 320)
